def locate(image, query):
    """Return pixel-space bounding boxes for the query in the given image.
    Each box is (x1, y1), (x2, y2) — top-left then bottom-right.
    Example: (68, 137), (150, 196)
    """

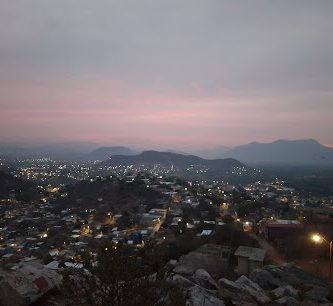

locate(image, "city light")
(312, 234), (323, 243)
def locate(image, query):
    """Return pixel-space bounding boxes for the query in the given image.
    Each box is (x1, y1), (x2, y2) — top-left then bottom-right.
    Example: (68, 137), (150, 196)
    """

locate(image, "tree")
(62, 245), (186, 306)
(222, 215), (234, 224)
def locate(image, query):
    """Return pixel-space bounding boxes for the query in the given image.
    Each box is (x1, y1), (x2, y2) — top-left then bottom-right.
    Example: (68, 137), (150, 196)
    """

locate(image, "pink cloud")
(1, 76), (332, 149)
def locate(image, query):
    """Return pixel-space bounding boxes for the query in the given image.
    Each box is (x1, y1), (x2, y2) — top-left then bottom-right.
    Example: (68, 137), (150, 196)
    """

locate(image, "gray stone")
(218, 278), (244, 293)
(218, 278), (255, 304)
(305, 285), (330, 302)
(173, 264), (196, 276)
(0, 263), (62, 306)
(249, 268), (284, 290)
(188, 285), (225, 306)
(271, 285), (299, 300)
(235, 275), (271, 304)
(218, 275), (271, 304)
(275, 296), (300, 306)
(192, 269), (219, 290)
(281, 264), (333, 289)
(171, 274), (196, 288)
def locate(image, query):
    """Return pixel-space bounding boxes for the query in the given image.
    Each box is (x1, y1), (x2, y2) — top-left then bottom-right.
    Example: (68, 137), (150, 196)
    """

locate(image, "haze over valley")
(1, 1), (333, 305)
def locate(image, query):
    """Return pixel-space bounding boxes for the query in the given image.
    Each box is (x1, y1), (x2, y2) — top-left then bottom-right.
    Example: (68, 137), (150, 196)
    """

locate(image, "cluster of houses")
(1, 168), (333, 305)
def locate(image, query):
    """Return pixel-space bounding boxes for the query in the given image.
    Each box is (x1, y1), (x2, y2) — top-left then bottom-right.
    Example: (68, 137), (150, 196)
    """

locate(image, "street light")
(312, 234), (323, 243)
(311, 233), (332, 280)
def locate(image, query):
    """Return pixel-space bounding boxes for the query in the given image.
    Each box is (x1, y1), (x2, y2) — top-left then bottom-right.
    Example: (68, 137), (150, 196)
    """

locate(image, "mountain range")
(223, 139), (333, 165)
(83, 146), (139, 161)
(100, 150), (247, 182)
(103, 150), (243, 170)
(1, 139), (333, 165)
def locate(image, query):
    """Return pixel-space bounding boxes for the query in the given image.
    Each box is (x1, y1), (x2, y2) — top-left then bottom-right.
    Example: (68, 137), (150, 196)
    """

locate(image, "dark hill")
(101, 151), (248, 181)
(104, 150), (244, 170)
(54, 175), (163, 213)
(84, 146), (138, 161)
(224, 139), (333, 165)
(0, 170), (39, 201)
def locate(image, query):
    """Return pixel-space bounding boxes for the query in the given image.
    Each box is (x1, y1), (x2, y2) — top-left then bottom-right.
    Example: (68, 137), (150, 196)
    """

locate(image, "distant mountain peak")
(273, 138), (320, 145)
(84, 146), (139, 161)
(224, 139), (333, 165)
(102, 150), (246, 180)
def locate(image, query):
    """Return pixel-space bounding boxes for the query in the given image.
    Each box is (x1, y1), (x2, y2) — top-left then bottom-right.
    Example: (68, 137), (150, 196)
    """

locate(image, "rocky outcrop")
(171, 274), (196, 288)
(174, 264), (196, 276)
(170, 262), (333, 305)
(275, 296), (300, 306)
(192, 269), (219, 290)
(305, 285), (331, 303)
(271, 285), (299, 300)
(188, 286), (225, 306)
(234, 275), (271, 304)
(0, 263), (62, 306)
(249, 267), (283, 290)
(218, 277), (257, 305)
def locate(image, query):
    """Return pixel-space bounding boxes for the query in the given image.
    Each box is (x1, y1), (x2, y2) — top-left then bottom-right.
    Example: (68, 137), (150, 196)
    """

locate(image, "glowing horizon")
(1, 1), (332, 150)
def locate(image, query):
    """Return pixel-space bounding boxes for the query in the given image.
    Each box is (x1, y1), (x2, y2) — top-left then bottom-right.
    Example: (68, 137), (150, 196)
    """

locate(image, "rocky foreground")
(170, 263), (333, 306)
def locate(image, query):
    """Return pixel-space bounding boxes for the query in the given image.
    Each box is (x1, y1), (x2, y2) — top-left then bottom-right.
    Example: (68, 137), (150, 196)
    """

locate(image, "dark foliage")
(62, 245), (186, 306)
(0, 170), (39, 201)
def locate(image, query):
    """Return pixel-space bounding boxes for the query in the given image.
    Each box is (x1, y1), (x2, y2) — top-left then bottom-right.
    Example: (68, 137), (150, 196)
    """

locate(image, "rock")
(0, 263), (62, 306)
(170, 274), (196, 288)
(305, 285), (330, 302)
(218, 278), (256, 305)
(275, 296), (300, 306)
(188, 285), (225, 306)
(173, 265), (195, 276)
(219, 276), (270, 304)
(235, 275), (271, 304)
(281, 264), (333, 289)
(271, 285), (299, 300)
(301, 300), (325, 305)
(192, 269), (219, 290)
(218, 278), (244, 293)
(249, 268), (284, 290)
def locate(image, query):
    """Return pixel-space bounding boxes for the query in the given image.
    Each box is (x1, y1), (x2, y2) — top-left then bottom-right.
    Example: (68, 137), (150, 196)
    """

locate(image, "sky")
(0, 1), (333, 150)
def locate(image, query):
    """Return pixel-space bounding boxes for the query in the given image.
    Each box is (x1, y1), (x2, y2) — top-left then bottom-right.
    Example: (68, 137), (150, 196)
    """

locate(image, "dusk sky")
(1, 1), (333, 150)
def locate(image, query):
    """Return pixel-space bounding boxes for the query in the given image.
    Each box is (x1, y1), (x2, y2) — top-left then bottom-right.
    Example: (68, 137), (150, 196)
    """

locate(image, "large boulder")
(275, 296), (300, 306)
(280, 264), (333, 289)
(192, 269), (219, 290)
(0, 263), (61, 306)
(235, 275), (271, 304)
(304, 285), (330, 302)
(249, 268), (284, 290)
(174, 265), (196, 276)
(264, 265), (301, 287)
(218, 278), (256, 305)
(271, 285), (299, 300)
(188, 285), (225, 306)
(218, 278), (244, 293)
(219, 276), (270, 304)
(170, 274), (196, 288)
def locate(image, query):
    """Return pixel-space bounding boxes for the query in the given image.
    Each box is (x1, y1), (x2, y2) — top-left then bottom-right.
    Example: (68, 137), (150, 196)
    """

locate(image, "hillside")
(223, 139), (333, 165)
(104, 150), (243, 169)
(53, 175), (163, 212)
(83, 146), (138, 161)
(0, 170), (39, 201)
(101, 150), (250, 181)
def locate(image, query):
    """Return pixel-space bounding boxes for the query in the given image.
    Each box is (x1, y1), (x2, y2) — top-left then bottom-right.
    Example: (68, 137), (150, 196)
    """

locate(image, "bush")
(62, 245), (186, 306)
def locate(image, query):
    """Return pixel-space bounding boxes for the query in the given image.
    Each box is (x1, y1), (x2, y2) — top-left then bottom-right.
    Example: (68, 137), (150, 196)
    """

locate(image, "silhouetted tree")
(62, 245), (186, 306)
